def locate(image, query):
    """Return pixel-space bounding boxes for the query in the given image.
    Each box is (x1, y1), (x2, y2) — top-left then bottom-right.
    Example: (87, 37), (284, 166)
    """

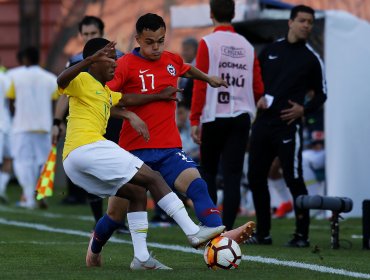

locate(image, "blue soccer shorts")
(131, 148), (197, 189)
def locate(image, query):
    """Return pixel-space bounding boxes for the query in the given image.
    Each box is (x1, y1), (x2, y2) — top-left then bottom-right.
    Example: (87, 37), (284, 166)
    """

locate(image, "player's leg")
(121, 188), (172, 270)
(161, 149), (254, 244)
(119, 163), (225, 247)
(86, 196), (129, 267)
(175, 167), (222, 227)
(13, 132), (37, 208)
(87, 190), (153, 267)
(136, 148), (222, 227)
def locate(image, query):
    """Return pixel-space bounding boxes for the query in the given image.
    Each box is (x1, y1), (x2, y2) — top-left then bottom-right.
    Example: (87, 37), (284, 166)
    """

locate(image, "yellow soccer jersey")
(61, 72), (122, 159)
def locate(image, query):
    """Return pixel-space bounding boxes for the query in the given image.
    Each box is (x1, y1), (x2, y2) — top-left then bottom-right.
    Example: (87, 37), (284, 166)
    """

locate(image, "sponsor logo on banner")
(221, 73), (245, 87)
(218, 92), (230, 104)
(219, 62), (247, 70)
(221, 46), (246, 58)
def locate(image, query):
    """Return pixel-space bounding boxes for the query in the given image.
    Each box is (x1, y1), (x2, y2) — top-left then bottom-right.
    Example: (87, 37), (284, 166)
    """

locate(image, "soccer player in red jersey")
(106, 13), (255, 261)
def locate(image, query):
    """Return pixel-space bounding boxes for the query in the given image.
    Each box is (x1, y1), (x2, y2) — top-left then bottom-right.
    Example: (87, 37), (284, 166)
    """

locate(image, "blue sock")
(91, 214), (121, 253)
(186, 178), (222, 227)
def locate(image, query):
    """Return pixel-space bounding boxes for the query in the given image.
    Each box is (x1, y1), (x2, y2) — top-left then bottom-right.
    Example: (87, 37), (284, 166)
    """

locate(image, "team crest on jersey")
(167, 64), (176, 76)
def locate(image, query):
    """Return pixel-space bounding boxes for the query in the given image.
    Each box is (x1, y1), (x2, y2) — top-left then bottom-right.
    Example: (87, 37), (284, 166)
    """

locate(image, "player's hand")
(191, 125), (201, 145)
(280, 100), (304, 125)
(127, 112), (150, 142)
(51, 125), (60, 145)
(51, 124), (65, 145)
(207, 76), (228, 88)
(91, 41), (117, 63)
(158, 86), (183, 102)
(257, 96), (269, 110)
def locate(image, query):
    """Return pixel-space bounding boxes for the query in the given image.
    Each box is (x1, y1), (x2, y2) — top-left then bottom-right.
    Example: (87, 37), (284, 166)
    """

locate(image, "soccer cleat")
(285, 233), (310, 248)
(221, 221), (256, 244)
(130, 252), (172, 270)
(86, 234), (102, 267)
(274, 201), (293, 218)
(244, 233), (272, 245)
(187, 225), (225, 248)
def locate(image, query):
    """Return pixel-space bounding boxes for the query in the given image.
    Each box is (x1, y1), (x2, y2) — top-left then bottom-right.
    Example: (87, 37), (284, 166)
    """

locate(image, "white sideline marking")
(0, 241), (87, 245)
(0, 218), (369, 279)
(0, 205), (94, 221)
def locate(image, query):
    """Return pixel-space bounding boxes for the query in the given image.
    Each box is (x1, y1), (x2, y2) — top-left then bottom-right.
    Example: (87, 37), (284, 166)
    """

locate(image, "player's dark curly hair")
(78, 15), (105, 34)
(290, 5), (315, 20)
(210, 0), (235, 23)
(82, 38), (110, 59)
(136, 13), (166, 34)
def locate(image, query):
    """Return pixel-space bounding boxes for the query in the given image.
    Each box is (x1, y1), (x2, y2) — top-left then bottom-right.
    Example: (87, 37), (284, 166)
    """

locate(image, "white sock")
(127, 211), (150, 262)
(269, 178), (291, 202)
(157, 192), (199, 235)
(24, 185), (36, 207)
(0, 172), (10, 196)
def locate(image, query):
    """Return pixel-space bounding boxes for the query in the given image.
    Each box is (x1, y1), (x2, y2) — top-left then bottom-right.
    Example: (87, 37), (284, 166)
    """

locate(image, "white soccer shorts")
(63, 140), (144, 198)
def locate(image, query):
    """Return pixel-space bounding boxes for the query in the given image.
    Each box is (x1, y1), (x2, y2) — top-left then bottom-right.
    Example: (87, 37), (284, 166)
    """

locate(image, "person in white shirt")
(0, 70), (12, 202)
(6, 47), (58, 208)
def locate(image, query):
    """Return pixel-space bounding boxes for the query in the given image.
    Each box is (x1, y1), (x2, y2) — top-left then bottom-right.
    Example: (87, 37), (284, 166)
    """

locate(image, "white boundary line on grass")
(0, 205), (94, 221)
(1, 218), (370, 278)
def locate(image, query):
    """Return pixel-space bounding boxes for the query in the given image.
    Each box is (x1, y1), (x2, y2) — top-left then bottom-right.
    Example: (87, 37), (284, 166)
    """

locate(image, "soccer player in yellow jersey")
(57, 38), (225, 269)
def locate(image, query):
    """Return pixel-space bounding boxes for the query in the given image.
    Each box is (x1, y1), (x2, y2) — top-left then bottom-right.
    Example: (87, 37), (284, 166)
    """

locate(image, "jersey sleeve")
(174, 53), (191, 76)
(190, 39), (209, 126)
(62, 74), (83, 97)
(107, 57), (126, 92)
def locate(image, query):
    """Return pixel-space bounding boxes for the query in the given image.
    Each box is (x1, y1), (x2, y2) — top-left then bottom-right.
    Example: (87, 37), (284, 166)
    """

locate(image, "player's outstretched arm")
(57, 41), (116, 89)
(117, 86), (182, 107)
(182, 65), (228, 88)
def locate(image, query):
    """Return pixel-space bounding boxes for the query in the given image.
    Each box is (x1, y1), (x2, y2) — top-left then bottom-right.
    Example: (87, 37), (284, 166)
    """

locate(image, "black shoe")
(285, 233), (310, 248)
(244, 233), (272, 245)
(116, 224), (130, 234)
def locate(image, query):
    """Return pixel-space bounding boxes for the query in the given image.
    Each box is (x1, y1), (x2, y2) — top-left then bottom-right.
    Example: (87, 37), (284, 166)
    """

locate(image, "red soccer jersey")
(107, 49), (191, 151)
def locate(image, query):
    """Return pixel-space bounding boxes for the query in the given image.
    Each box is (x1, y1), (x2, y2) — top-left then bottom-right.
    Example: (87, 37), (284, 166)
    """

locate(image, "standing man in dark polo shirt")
(246, 5), (327, 247)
